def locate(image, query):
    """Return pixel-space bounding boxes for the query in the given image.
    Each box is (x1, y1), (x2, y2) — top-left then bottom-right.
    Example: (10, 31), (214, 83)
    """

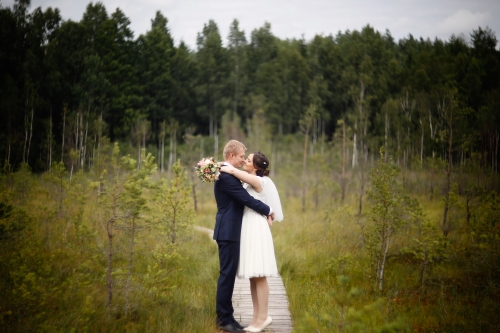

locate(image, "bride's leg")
(249, 278), (259, 326)
(253, 277), (269, 328)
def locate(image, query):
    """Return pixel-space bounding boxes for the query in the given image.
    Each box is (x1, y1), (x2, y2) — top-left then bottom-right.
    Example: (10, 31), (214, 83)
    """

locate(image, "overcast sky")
(3, 0), (499, 50)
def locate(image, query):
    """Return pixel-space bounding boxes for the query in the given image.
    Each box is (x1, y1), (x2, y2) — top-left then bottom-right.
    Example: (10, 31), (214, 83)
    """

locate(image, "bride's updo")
(252, 152), (270, 177)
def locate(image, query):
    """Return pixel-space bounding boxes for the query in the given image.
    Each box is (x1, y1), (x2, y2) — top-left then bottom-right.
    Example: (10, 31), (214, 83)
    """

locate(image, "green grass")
(1, 166), (499, 332)
(270, 186), (500, 332)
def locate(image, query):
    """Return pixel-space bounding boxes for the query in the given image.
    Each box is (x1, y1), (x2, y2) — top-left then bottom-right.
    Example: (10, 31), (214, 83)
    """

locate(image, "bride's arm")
(220, 165), (263, 192)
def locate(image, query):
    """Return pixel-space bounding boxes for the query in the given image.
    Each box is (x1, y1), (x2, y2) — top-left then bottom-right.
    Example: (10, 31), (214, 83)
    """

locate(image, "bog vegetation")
(1, 0), (499, 332)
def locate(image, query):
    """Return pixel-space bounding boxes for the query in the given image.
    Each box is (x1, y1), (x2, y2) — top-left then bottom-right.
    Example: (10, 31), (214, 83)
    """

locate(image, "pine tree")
(157, 160), (194, 245)
(95, 143), (157, 307)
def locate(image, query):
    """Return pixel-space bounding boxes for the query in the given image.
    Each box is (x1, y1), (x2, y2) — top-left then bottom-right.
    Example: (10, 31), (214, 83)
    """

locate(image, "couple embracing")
(213, 140), (284, 333)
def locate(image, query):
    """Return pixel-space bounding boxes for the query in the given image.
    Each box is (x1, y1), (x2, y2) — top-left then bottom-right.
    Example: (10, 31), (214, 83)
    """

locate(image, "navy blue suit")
(213, 172), (270, 326)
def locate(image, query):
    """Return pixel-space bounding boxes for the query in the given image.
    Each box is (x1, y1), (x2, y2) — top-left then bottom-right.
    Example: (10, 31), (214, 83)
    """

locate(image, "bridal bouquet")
(195, 157), (221, 183)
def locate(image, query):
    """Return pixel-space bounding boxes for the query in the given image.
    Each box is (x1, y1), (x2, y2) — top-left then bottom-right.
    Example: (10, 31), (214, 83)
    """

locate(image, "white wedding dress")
(237, 176), (279, 279)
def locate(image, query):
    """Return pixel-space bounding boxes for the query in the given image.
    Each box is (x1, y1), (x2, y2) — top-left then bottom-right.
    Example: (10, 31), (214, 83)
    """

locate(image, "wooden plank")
(198, 227), (293, 332)
(232, 276), (293, 333)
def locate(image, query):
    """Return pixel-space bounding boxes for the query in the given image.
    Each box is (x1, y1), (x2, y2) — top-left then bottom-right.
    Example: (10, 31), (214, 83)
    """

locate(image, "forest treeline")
(1, 0), (499, 172)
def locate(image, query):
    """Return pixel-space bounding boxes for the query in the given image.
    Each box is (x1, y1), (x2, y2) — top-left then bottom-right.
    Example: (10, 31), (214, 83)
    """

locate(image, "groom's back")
(213, 173), (245, 241)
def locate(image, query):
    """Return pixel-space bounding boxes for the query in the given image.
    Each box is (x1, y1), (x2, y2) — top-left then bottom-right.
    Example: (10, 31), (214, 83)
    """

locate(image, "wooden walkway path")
(232, 276), (293, 333)
(194, 225), (293, 333)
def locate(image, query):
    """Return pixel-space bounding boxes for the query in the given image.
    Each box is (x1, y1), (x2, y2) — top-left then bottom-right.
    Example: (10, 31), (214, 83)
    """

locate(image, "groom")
(213, 140), (273, 332)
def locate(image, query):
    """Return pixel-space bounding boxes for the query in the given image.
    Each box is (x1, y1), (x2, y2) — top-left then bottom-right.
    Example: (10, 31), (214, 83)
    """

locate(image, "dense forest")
(1, 0), (500, 332)
(1, 0), (499, 173)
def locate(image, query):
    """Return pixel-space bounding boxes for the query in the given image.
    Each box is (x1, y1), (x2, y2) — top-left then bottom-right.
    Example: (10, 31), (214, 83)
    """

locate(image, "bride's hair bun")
(252, 152), (270, 177)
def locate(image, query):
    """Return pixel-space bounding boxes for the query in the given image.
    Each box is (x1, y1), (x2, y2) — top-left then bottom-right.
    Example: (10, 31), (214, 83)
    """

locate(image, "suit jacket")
(213, 172), (270, 241)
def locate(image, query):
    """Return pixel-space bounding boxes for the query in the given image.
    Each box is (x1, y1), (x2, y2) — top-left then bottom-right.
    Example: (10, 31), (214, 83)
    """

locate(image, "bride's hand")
(267, 214), (273, 226)
(220, 165), (236, 174)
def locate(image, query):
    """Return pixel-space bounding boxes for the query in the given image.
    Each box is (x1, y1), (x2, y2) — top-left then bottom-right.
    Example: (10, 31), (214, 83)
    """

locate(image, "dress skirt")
(237, 180), (279, 279)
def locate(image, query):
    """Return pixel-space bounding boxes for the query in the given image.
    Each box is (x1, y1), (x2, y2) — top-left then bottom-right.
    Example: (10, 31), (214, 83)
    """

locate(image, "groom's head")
(223, 140), (247, 168)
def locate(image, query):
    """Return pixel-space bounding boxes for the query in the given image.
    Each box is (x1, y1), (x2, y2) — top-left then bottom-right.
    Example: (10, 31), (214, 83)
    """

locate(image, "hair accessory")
(263, 161), (267, 165)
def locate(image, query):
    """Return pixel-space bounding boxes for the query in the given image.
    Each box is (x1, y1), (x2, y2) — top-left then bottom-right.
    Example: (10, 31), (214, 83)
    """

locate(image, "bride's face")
(243, 154), (256, 174)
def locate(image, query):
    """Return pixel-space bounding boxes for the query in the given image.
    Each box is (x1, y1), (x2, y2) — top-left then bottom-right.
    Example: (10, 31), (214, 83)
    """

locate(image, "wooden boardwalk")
(232, 277), (293, 333)
(194, 226), (293, 332)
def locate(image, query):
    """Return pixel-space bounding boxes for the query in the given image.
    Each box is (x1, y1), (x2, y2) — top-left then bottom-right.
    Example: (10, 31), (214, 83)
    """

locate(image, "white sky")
(2, 0), (499, 50)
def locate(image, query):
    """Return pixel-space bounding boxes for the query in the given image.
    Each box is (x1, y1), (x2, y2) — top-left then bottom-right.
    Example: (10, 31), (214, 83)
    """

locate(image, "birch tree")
(366, 149), (408, 291)
(299, 104), (317, 212)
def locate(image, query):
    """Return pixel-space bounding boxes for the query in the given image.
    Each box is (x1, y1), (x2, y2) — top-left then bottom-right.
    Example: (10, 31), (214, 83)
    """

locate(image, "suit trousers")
(216, 240), (240, 325)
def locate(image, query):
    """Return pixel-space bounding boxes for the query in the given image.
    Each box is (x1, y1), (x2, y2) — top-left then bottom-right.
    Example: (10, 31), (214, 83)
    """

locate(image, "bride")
(220, 152), (284, 333)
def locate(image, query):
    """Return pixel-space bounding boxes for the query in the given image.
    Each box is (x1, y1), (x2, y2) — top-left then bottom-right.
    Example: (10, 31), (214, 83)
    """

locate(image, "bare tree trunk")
(313, 119), (318, 144)
(200, 136), (204, 159)
(321, 120), (325, 155)
(495, 132), (499, 174)
(23, 95), (29, 164)
(75, 111), (80, 169)
(26, 94), (34, 165)
(79, 111), (84, 169)
(106, 220), (114, 307)
(429, 108), (435, 158)
(214, 132), (218, 158)
(137, 140), (141, 169)
(91, 133), (96, 172)
(385, 108), (389, 162)
(125, 217), (136, 314)
(209, 113), (213, 138)
(357, 80), (365, 165)
(6, 144), (10, 168)
(341, 120), (346, 202)
(48, 107), (52, 170)
(61, 109), (66, 162)
(97, 112), (102, 168)
(492, 132), (499, 175)
(191, 179), (198, 212)
(161, 135), (165, 173)
(82, 106), (90, 169)
(378, 231), (391, 291)
(173, 128), (177, 164)
(397, 129), (400, 165)
(442, 97), (453, 237)
(352, 132), (357, 168)
(302, 123), (311, 213)
(420, 118), (424, 164)
(357, 168), (365, 225)
(168, 132), (173, 171)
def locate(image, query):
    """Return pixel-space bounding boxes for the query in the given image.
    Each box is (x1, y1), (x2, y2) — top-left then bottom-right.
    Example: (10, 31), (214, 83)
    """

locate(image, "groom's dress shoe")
(233, 321), (244, 329)
(218, 322), (245, 333)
